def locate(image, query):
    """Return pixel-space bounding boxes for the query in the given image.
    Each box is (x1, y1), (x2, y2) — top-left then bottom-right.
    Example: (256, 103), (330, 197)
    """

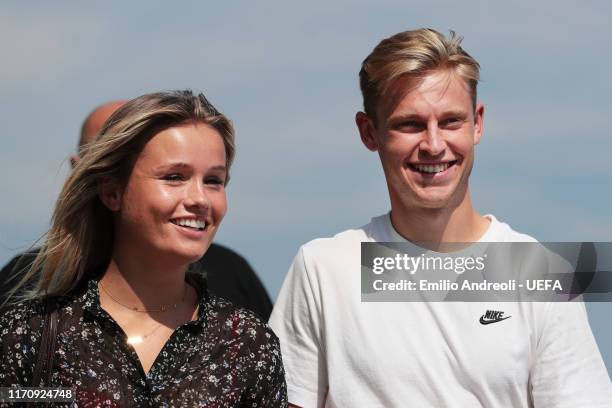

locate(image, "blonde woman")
(0, 91), (287, 407)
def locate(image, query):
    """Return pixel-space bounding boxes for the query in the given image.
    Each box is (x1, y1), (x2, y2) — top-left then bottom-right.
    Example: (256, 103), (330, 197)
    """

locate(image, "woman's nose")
(184, 181), (210, 210)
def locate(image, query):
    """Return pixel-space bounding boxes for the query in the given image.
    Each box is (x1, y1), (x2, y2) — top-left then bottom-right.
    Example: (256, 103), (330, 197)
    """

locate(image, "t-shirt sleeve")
(269, 246), (328, 407)
(530, 300), (612, 407)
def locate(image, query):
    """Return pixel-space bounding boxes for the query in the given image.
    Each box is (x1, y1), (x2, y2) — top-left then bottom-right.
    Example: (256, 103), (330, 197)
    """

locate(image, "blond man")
(269, 29), (611, 407)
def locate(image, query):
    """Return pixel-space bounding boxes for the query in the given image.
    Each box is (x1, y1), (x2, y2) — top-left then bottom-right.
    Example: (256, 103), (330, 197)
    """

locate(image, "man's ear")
(473, 102), (485, 145)
(98, 179), (122, 211)
(356, 111), (379, 152)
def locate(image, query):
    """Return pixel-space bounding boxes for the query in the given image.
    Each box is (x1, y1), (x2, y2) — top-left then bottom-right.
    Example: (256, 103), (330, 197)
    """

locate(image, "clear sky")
(1, 1), (610, 374)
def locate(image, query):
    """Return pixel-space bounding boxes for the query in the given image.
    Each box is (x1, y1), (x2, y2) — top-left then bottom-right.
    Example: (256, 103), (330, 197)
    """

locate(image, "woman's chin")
(183, 248), (210, 264)
(157, 245), (209, 267)
(186, 247), (211, 264)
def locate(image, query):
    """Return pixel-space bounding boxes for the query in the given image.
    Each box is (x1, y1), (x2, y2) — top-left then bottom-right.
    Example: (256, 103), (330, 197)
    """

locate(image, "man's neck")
(389, 193), (490, 244)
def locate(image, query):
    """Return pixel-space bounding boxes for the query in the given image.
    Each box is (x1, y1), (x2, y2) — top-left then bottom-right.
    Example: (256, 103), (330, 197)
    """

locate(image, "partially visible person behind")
(0, 99), (272, 319)
(0, 90), (286, 406)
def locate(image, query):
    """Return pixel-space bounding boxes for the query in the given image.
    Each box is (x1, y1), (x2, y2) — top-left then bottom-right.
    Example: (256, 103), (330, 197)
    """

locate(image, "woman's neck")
(98, 248), (190, 312)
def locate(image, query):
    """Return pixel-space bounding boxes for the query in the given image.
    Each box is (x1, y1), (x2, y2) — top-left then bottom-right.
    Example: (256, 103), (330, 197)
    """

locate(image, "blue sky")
(1, 1), (611, 372)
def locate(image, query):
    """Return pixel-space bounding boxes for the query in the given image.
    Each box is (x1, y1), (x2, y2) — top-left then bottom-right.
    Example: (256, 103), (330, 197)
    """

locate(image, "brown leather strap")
(33, 297), (58, 386)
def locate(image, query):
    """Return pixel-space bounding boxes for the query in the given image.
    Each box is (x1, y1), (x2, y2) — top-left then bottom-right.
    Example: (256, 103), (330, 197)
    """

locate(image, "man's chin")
(405, 192), (455, 210)
(412, 182), (467, 208)
(417, 198), (452, 210)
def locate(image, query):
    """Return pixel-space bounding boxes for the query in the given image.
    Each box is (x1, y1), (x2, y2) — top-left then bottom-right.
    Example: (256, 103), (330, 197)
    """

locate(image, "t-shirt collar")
(377, 211), (499, 244)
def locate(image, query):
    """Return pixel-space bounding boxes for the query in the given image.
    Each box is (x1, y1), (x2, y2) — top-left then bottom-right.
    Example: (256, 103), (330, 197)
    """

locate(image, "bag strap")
(33, 296), (58, 386)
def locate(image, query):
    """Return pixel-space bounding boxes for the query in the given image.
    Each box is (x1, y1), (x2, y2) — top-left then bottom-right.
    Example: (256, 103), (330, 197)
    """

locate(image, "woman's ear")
(98, 179), (122, 211)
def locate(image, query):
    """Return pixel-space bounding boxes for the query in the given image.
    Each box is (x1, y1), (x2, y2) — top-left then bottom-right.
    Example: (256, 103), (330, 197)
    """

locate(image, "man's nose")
(419, 123), (445, 156)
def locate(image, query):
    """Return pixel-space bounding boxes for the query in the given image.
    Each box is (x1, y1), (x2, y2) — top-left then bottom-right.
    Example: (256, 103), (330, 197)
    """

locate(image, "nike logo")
(479, 310), (511, 325)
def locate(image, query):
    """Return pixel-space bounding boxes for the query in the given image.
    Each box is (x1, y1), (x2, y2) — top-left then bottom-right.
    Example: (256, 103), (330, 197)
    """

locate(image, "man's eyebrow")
(386, 113), (425, 125)
(440, 110), (468, 118)
(388, 110), (469, 124)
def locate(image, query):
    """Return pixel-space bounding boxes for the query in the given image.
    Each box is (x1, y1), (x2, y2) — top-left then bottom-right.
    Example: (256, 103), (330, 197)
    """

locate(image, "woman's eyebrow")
(153, 163), (227, 173)
(208, 165), (227, 173)
(153, 162), (191, 172)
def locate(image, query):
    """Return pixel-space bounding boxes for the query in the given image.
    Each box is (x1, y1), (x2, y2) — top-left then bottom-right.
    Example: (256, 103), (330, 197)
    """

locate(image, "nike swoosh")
(479, 316), (511, 325)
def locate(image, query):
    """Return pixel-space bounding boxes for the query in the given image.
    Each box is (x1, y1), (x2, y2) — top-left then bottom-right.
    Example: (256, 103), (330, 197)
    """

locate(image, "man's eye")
(398, 121), (426, 132)
(164, 174), (184, 182)
(441, 117), (462, 127)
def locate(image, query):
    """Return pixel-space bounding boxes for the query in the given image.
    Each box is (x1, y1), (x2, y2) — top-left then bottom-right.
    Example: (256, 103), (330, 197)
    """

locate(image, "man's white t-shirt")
(269, 213), (612, 407)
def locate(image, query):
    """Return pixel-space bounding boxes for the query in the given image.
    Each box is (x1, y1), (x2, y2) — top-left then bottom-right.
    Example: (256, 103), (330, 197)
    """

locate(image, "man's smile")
(408, 159), (459, 175)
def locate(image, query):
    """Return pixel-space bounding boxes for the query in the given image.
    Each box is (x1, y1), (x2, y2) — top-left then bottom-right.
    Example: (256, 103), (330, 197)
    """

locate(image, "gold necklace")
(126, 324), (162, 345)
(99, 282), (186, 313)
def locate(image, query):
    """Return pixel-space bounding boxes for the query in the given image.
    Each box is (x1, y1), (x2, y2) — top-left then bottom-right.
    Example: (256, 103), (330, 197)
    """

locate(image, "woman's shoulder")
(196, 295), (286, 405)
(0, 298), (46, 381)
(205, 294), (285, 390)
(187, 270), (278, 344)
(206, 294), (280, 346)
(0, 295), (74, 344)
(0, 297), (45, 330)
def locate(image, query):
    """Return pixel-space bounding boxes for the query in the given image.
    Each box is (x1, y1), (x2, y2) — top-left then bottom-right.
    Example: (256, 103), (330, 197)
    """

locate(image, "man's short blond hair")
(359, 28), (480, 121)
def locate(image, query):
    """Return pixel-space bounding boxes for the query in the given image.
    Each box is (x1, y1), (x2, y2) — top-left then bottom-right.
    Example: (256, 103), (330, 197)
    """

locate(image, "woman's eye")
(205, 177), (224, 185)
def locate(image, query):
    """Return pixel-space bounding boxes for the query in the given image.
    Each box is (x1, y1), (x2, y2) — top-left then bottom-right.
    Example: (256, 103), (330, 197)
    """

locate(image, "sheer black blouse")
(0, 273), (287, 407)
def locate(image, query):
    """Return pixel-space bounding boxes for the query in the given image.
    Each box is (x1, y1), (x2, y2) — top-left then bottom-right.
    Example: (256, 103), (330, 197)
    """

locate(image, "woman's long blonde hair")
(8, 90), (235, 302)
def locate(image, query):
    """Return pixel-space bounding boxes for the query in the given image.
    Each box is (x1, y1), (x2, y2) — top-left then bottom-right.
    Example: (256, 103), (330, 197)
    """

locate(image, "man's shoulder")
(298, 223), (372, 259)
(299, 216), (385, 257)
(303, 228), (367, 249)
(486, 215), (577, 284)
(484, 214), (538, 243)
